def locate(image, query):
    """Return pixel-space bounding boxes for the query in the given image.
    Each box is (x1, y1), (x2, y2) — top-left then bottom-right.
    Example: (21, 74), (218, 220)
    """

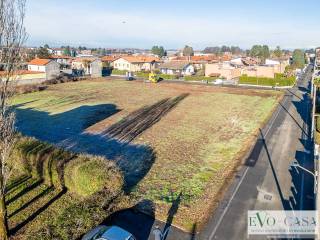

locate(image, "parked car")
(126, 72), (134, 81)
(82, 225), (136, 240)
(213, 79), (223, 85)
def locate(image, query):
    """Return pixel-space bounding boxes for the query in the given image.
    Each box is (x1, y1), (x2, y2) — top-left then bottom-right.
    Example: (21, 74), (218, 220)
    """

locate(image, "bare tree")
(0, 0), (26, 239)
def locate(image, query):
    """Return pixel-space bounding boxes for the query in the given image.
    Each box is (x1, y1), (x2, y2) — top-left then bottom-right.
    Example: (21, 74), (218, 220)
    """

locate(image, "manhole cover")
(264, 194), (272, 201)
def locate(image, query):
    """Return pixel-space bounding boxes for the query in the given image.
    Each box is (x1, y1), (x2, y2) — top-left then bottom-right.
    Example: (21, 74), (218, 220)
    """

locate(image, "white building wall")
(28, 65), (46, 72)
(183, 65), (195, 75)
(113, 58), (131, 71)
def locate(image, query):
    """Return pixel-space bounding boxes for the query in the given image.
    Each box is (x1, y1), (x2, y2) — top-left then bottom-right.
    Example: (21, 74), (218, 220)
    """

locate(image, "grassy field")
(12, 79), (282, 234)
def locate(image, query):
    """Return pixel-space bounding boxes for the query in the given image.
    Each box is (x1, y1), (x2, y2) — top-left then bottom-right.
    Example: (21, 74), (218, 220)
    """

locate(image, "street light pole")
(291, 163), (317, 194)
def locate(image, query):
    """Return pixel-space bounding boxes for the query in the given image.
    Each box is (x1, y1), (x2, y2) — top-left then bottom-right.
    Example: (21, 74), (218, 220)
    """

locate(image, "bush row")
(135, 71), (178, 80)
(111, 69), (127, 75)
(315, 116), (320, 145)
(184, 75), (219, 81)
(15, 75), (89, 94)
(135, 71), (220, 81)
(239, 74), (296, 87)
(11, 136), (124, 197)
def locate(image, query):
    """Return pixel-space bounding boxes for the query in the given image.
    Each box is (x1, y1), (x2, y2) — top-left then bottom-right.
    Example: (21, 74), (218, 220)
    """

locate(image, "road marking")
(208, 93), (290, 239)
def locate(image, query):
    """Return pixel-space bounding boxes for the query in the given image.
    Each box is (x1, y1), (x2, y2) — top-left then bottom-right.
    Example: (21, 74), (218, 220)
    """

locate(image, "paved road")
(199, 65), (315, 240)
(105, 66), (315, 240)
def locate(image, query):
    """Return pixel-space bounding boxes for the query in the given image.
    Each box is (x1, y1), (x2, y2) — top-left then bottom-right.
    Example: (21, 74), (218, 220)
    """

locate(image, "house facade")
(206, 57), (290, 80)
(49, 55), (72, 66)
(28, 58), (60, 80)
(159, 61), (195, 76)
(47, 48), (64, 56)
(112, 56), (160, 72)
(71, 57), (102, 76)
(205, 62), (241, 80)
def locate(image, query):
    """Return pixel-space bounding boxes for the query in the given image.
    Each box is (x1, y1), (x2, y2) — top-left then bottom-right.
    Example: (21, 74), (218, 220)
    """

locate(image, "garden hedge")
(11, 137), (123, 194)
(239, 74), (296, 87)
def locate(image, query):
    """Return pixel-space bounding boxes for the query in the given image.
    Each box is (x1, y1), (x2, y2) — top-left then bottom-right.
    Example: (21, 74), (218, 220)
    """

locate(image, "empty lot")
(13, 79), (282, 230)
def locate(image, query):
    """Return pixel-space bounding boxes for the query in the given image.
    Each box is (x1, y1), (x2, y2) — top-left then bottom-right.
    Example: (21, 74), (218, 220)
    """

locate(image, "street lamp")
(153, 226), (170, 240)
(291, 162), (317, 194)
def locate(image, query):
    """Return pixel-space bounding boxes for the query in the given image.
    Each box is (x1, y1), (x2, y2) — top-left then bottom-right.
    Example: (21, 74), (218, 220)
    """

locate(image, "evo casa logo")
(248, 211), (318, 235)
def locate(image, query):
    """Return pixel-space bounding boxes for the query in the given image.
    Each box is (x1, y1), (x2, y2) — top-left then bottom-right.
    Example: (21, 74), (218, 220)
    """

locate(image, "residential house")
(158, 61), (195, 76)
(171, 55), (217, 70)
(265, 58), (289, 73)
(242, 66), (278, 78)
(230, 57), (260, 67)
(47, 48), (64, 56)
(207, 57), (289, 79)
(71, 57), (102, 76)
(101, 55), (122, 67)
(49, 55), (72, 68)
(79, 49), (92, 56)
(205, 62), (241, 80)
(112, 56), (160, 72)
(28, 58), (60, 80)
(316, 48), (320, 69)
(241, 58), (289, 78)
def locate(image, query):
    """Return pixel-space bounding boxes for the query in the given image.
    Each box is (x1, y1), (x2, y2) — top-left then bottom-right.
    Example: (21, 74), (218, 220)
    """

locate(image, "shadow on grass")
(5, 175), (32, 194)
(6, 179), (43, 205)
(9, 94), (188, 236)
(15, 94), (188, 191)
(8, 186), (54, 218)
(9, 188), (67, 235)
(162, 192), (182, 240)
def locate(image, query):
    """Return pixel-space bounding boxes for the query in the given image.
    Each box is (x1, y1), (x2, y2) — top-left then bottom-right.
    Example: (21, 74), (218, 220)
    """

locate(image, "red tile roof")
(72, 57), (97, 63)
(172, 55), (218, 62)
(101, 55), (121, 62)
(28, 58), (51, 66)
(49, 55), (72, 59)
(121, 56), (160, 63)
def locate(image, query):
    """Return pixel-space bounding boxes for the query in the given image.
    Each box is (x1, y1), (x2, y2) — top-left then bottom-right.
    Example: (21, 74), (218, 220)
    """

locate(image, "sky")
(25, 0), (320, 50)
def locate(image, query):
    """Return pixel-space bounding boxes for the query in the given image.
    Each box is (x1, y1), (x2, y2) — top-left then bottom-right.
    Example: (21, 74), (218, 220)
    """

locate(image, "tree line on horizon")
(27, 43), (308, 69)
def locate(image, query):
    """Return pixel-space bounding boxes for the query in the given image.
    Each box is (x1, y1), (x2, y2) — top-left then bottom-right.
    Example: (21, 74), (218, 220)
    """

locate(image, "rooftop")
(120, 56), (160, 63)
(159, 61), (191, 70)
(28, 58), (51, 66)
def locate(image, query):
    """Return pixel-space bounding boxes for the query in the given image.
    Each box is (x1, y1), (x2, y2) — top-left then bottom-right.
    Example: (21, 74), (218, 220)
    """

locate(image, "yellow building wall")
(17, 73), (46, 80)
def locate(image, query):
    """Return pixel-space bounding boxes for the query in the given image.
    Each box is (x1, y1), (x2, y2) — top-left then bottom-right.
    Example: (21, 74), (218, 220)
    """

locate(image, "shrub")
(135, 72), (179, 80)
(315, 77), (320, 86)
(315, 117), (320, 145)
(135, 72), (149, 78)
(274, 73), (285, 79)
(15, 84), (48, 94)
(64, 155), (123, 197)
(158, 74), (179, 80)
(239, 75), (296, 87)
(12, 137), (74, 188)
(195, 69), (205, 76)
(111, 69), (127, 75)
(184, 75), (218, 81)
(209, 73), (221, 77)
